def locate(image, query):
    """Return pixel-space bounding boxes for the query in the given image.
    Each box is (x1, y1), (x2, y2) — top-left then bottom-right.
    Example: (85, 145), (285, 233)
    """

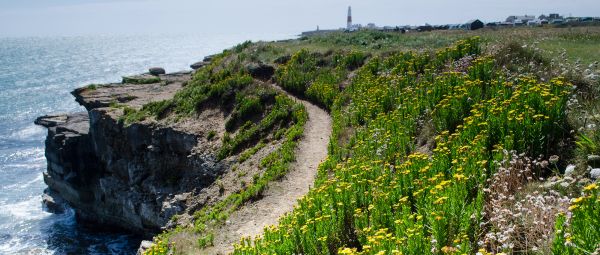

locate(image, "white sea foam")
(9, 125), (45, 141)
(0, 237), (53, 255)
(1, 174), (44, 191)
(0, 196), (50, 221)
(4, 148), (44, 162)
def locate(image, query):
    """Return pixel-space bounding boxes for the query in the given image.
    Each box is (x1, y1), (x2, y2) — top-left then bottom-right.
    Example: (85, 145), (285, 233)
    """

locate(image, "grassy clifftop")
(146, 27), (600, 255)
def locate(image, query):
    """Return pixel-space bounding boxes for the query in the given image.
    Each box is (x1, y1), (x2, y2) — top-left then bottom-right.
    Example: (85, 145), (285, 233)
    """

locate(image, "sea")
(0, 32), (294, 255)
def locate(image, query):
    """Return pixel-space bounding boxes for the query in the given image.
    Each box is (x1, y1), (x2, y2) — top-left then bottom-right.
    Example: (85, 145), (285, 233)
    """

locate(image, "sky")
(1, 0), (599, 37)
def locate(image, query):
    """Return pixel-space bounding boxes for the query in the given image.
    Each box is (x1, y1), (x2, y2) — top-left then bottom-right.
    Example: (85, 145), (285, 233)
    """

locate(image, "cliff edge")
(35, 71), (229, 235)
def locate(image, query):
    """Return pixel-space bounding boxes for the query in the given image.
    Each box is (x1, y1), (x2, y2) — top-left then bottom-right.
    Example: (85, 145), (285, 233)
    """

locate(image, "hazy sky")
(1, 0), (599, 37)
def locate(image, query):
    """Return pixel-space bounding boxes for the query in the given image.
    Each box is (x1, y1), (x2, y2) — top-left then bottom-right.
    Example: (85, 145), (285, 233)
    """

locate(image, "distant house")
(448, 24), (462, 30)
(549, 13), (562, 20)
(465, 19), (484, 30)
(506, 15), (535, 23)
(366, 23), (378, 30)
(566, 17), (580, 23)
(551, 19), (565, 24)
(527, 19), (545, 26)
(433, 25), (450, 30)
(417, 25), (433, 32)
(580, 17), (594, 22)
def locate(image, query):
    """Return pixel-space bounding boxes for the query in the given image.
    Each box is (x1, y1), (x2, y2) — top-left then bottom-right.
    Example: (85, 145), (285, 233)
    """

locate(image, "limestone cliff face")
(36, 72), (227, 235)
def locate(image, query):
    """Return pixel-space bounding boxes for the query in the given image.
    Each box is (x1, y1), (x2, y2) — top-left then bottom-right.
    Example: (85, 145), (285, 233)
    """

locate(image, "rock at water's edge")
(35, 75), (228, 235)
(149, 67), (166, 76)
(42, 189), (66, 214)
(190, 61), (209, 70)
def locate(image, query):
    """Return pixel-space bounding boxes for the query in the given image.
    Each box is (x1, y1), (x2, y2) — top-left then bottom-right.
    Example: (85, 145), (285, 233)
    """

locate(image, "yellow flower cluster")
(233, 37), (572, 255)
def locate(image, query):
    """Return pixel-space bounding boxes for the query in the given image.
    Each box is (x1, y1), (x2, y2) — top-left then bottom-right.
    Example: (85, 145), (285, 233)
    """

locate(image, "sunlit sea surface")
(0, 32), (294, 254)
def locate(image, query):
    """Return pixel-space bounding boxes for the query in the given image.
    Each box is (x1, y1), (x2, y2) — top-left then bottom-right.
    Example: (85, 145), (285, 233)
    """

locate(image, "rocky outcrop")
(36, 72), (228, 236)
(190, 61), (209, 70)
(245, 63), (275, 81)
(149, 67), (166, 76)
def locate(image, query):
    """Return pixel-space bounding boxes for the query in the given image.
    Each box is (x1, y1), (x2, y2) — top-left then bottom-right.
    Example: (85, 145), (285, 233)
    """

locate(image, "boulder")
(246, 63), (275, 80)
(149, 67), (166, 76)
(190, 61), (209, 70)
(203, 54), (216, 62)
(274, 55), (291, 65)
(42, 189), (66, 214)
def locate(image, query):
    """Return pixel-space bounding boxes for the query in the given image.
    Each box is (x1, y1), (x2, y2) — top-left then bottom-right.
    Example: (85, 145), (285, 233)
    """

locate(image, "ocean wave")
(0, 239), (53, 255)
(1, 147), (44, 161)
(0, 196), (51, 221)
(0, 174), (44, 191)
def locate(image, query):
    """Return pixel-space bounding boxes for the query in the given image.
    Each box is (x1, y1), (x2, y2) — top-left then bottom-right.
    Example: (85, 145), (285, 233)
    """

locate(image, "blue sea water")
(0, 32), (293, 254)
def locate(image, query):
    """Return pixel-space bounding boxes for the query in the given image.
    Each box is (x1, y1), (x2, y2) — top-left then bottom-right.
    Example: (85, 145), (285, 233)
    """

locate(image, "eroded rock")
(190, 61), (209, 70)
(246, 63), (275, 81)
(36, 72), (228, 236)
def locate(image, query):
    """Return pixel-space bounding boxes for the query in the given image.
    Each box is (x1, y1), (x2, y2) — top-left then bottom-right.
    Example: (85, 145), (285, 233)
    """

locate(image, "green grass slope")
(145, 27), (600, 255)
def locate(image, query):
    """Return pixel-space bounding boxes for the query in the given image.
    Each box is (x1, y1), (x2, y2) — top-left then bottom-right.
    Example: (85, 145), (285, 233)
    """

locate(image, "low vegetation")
(122, 75), (161, 84)
(233, 31), (599, 254)
(141, 27), (600, 254)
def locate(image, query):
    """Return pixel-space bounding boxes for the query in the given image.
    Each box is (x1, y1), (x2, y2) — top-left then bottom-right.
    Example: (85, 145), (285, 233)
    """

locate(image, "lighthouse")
(347, 6), (352, 31)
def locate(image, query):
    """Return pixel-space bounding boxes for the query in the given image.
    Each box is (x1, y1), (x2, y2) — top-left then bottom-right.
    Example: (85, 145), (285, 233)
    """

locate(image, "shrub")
(207, 130), (217, 141)
(275, 49), (319, 95)
(552, 183), (600, 254)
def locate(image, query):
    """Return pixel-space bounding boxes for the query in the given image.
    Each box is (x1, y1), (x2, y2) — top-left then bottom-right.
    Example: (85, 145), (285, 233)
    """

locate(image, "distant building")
(347, 6), (353, 31)
(549, 13), (562, 20)
(527, 19), (543, 26)
(417, 25), (433, 32)
(366, 23), (378, 30)
(566, 17), (580, 23)
(448, 24), (462, 30)
(465, 19), (484, 30)
(506, 15), (535, 24)
(580, 17), (594, 22)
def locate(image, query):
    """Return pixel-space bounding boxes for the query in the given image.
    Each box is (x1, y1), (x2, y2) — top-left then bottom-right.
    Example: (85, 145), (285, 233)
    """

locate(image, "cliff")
(35, 71), (229, 235)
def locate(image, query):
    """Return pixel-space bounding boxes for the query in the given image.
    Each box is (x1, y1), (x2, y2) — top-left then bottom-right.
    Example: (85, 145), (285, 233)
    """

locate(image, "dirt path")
(201, 85), (332, 254)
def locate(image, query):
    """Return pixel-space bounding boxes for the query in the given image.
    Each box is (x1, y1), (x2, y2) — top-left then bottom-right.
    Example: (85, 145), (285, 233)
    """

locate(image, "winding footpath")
(202, 84), (332, 254)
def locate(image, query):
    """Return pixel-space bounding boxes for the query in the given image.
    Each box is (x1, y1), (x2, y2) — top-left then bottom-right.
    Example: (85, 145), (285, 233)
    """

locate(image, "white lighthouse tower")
(347, 6), (353, 31)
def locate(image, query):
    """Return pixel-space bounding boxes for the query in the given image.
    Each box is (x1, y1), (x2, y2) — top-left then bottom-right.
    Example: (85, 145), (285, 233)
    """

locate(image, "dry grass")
(482, 151), (570, 254)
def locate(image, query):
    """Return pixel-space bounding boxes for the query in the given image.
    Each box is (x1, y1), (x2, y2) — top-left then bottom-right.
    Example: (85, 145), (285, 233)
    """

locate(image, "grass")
(122, 75), (161, 84)
(138, 42), (311, 255)
(537, 32), (600, 66)
(143, 98), (307, 255)
(239, 141), (266, 163)
(137, 26), (600, 255)
(232, 36), (584, 255)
